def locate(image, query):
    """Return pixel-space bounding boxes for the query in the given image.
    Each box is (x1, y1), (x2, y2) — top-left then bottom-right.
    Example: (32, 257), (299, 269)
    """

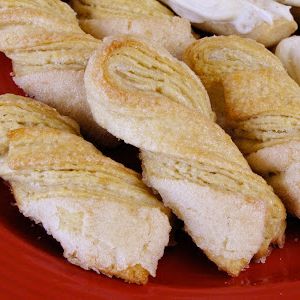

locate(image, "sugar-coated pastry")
(184, 35), (300, 217)
(0, 93), (171, 284)
(0, 94), (79, 154)
(276, 36), (300, 85)
(70, 0), (195, 59)
(159, 0), (297, 47)
(0, 0), (118, 146)
(84, 35), (286, 276)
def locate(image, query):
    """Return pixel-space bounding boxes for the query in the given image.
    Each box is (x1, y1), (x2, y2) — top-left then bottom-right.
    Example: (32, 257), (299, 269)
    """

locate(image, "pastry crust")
(159, 0), (297, 48)
(198, 18), (297, 48)
(0, 93), (171, 284)
(183, 36), (285, 126)
(71, 0), (195, 58)
(184, 35), (300, 218)
(84, 35), (286, 276)
(0, 0), (118, 147)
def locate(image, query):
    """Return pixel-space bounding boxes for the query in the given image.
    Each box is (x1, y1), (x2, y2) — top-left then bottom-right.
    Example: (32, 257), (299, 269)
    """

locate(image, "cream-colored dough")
(84, 35), (286, 276)
(0, 0), (118, 146)
(184, 35), (300, 218)
(71, 0), (195, 59)
(0, 94), (171, 284)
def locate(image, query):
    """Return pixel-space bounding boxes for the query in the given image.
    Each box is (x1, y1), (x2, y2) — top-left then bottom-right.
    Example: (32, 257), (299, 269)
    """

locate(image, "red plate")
(0, 52), (300, 299)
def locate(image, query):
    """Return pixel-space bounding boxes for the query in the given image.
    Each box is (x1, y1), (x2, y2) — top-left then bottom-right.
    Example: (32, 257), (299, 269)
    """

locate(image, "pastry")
(276, 0), (300, 23)
(84, 35), (286, 276)
(0, 0), (117, 146)
(70, 0), (195, 59)
(0, 93), (171, 284)
(184, 35), (300, 217)
(276, 36), (300, 85)
(159, 0), (297, 47)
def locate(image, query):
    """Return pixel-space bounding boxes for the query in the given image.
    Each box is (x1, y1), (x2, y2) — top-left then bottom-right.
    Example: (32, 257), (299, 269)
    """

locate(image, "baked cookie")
(184, 35), (300, 217)
(70, 0), (195, 58)
(0, 0), (117, 146)
(0, 93), (171, 284)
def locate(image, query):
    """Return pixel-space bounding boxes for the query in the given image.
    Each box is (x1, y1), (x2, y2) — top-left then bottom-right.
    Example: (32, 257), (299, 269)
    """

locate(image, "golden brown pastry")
(84, 35), (286, 276)
(159, 0), (297, 48)
(184, 35), (300, 217)
(0, 93), (171, 284)
(70, 0), (195, 59)
(0, 0), (117, 146)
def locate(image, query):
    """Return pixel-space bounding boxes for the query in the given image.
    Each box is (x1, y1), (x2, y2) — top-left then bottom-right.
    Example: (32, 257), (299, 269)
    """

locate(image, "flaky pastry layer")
(84, 35), (286, 276)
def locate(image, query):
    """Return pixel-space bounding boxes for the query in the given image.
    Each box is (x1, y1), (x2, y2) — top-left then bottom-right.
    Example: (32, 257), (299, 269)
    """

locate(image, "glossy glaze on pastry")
(70, 0), (195, 59)
(0, 93), (171, 284)
(184, 35), (300, 217)
(0, 0), (118, 146)
(84, 35), (286, 277)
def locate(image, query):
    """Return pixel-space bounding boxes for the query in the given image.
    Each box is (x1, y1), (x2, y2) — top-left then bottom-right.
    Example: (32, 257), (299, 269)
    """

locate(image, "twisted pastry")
(70, 0), (195, 59)
(159, 0), (297, 48)
(85, 35), (286, 276)
(276, 36), (300, 85)
(0, 0), (117, 146)
(184, 35), (300, 217)
(0, 93), (171, 284)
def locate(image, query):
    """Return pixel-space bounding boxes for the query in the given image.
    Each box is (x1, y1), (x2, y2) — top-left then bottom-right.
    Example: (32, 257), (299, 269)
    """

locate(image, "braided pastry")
(84, 35), (286, 276)
(70, 0), (195, 59)
(0, 93), (171, 284)
(184, 35), (300, 217)
(159, 0), (297, 47)
(0, 0), (117, 146)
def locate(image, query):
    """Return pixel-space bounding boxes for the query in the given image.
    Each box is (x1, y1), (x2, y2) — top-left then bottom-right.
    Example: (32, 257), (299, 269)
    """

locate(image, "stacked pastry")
(0, 93), (171, 284)
(85, 35), (286, 277)
(70, 0), (195, 58)
(0, 0), (296, 283)
(184, 35), (300, 217)
(159, 0), (297, 47)
(0, 0), (118, 146)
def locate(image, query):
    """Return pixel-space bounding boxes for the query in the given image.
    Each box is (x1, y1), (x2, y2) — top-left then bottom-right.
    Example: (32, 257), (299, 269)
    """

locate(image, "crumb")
(255, 256), (266, 264)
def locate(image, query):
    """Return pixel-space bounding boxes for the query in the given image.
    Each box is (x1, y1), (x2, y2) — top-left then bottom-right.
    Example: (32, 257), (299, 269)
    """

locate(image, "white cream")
(160, 0), (293, 34)
(276, 36), (300, 85)
(276, 0), (300, 7)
